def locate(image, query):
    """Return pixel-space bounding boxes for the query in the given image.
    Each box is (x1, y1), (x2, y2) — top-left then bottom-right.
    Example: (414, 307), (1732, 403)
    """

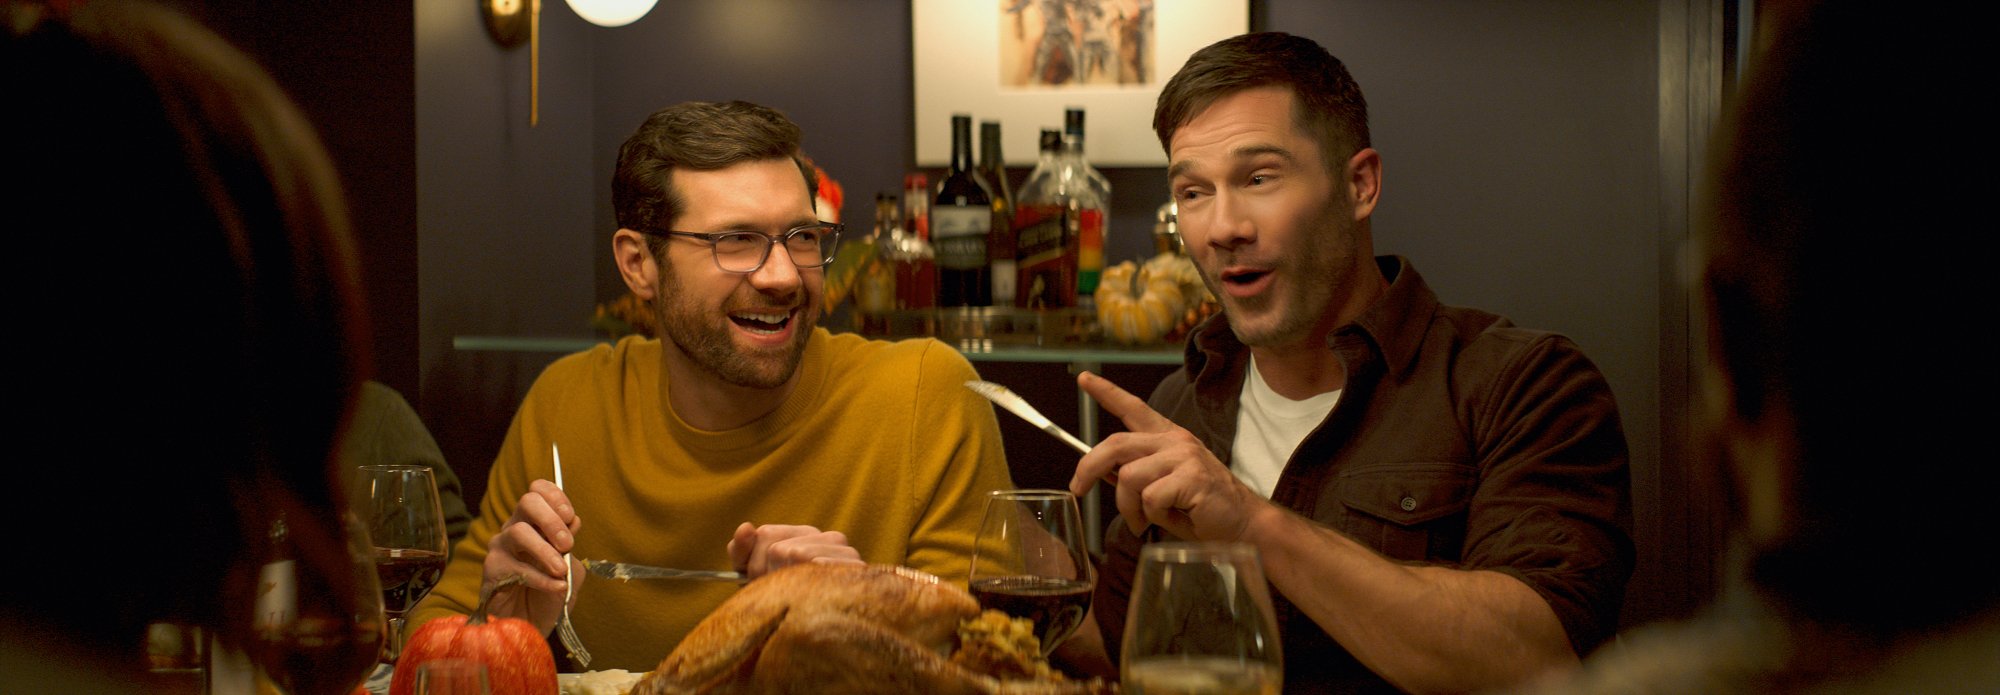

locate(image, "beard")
(653, 261), (818, 390)
(1202, 199), (1361, 350)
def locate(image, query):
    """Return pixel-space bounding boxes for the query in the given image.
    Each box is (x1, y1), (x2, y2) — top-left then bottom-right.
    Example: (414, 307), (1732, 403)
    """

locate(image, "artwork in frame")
(913, 0), (1250, 168)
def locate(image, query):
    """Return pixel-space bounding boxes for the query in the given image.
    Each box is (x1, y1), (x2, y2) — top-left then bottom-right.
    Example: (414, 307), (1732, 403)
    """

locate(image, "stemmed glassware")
(1120, 542), (1284, 695)
(413, 658), (492, 695)
(252, 512), (388, 695)
(967, 489), (1095, 656)
(355, 464), (451, 663)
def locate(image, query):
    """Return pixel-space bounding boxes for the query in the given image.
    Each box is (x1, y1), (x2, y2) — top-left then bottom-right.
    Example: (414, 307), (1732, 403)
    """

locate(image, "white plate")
(558, 669), (647, 695)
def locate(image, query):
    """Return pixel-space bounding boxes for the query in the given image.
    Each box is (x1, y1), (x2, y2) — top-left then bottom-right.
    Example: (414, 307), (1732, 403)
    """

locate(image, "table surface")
(452, 334), (1183, 365)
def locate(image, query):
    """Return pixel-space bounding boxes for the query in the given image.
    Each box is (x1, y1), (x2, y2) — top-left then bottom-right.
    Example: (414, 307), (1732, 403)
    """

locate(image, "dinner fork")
(552, 443), (592, 667)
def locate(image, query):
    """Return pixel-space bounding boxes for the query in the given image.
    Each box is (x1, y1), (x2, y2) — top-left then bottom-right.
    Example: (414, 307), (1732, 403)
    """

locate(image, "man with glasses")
(411, 100), (1016, 671)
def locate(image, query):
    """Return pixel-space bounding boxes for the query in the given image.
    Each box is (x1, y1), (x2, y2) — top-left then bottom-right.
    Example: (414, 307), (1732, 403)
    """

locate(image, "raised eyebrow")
(1233, 144), (1297, 167)
(1168, 144), (1298, 181)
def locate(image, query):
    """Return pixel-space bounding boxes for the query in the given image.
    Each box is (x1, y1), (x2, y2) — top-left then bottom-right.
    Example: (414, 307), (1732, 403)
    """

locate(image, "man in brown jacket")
(1064, 32), (1633, 694)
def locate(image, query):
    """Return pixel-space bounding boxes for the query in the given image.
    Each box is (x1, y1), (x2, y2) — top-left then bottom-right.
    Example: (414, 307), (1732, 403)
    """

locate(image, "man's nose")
(1206, 193), (1257, 251)
(749, 243), (803, 291)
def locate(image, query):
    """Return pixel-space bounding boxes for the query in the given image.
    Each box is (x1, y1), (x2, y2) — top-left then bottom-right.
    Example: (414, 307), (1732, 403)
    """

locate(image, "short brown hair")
(1154, 32), (1370, 173)
(612, 100), (817, 256)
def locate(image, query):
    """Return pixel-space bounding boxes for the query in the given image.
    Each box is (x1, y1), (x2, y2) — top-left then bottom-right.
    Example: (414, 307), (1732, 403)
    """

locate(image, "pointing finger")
(1079, 371), (1173, 434)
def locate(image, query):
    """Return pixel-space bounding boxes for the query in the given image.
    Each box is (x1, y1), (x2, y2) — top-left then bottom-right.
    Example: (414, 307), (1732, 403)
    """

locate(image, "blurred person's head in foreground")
(1703, 0), (1992, 638)
(1, 0), (370, 682)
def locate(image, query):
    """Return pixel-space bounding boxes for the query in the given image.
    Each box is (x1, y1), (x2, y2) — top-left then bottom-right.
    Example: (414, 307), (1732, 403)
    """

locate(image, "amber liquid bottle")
(896, 173), (937, 315)
(856, 193), (900, 335)
(1013, 128), (1100, 309)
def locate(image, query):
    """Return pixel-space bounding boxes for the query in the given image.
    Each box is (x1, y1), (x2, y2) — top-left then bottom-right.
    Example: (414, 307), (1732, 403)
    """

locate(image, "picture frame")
(913, 0), (1250, 168)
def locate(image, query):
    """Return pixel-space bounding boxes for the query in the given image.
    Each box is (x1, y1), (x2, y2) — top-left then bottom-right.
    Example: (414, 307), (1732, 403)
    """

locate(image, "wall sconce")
(479, 0), (657, 125)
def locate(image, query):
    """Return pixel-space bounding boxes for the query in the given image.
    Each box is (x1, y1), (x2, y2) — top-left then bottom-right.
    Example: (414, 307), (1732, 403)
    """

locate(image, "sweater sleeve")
(404, 359), (566, 637)
(897, 340), (1019, 586)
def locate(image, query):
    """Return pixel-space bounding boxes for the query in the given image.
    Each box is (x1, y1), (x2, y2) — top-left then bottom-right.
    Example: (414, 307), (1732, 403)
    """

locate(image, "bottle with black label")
(1013, 128), (1102, 309)
(933, 114), (993, 306)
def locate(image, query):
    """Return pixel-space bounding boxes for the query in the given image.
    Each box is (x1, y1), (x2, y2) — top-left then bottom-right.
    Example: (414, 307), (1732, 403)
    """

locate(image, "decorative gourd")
(390, 575), (559, 695)
(1097, 252), (1212, 344)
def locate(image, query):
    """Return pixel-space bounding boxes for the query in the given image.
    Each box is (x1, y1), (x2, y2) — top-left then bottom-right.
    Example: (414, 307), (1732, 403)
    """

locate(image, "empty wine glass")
(1121, 542), (1283, 695)
(968, 489), (1095, 656)
(414, 658), (491, 695)
(355, 464), (450, 663)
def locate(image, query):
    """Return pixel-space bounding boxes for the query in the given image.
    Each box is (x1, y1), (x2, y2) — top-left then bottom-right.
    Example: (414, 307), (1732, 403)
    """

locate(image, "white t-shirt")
(1231, 355), (1341, 498)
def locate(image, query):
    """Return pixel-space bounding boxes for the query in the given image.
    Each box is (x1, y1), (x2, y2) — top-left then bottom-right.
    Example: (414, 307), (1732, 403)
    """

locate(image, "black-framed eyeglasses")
(640, 222), (843, 273)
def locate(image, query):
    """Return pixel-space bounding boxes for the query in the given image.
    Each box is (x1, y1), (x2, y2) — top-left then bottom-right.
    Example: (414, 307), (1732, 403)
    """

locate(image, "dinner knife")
(964, 380), (1092, 455)
(582, 558), (746, 583)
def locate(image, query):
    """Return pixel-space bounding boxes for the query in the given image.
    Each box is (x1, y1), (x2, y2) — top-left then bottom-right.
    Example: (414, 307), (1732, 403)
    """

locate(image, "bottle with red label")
(895, 173), (937, 314)
(1012, 128), (1103, 309)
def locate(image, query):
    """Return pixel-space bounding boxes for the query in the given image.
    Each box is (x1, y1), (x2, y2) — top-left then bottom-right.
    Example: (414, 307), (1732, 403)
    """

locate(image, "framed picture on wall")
(913, 0), (1250, 168)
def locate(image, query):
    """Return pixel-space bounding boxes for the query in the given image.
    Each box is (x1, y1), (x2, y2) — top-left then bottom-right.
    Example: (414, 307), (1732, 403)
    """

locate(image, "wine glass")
(355, 464), (451, 663)
(1120, 542), (1283, 695)
(414, 658), (492, 695)
(967, 489), (1095, 656)
(253, 511), (388, 695)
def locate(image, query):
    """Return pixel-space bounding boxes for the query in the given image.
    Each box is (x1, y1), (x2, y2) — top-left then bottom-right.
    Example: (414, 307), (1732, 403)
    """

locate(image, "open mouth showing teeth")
(730, 311), (792, 335)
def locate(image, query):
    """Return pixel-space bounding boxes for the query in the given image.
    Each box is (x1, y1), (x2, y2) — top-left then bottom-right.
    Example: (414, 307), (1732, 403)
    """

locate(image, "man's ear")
(613, 229), (660, 300)
(1346, 147), (1382, 221)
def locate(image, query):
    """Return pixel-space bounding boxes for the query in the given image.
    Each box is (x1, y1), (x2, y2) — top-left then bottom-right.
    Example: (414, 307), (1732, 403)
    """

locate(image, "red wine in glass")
(257, 615), (385, 695)
(970, 575), (1093, 650)
(969, 490), (1095, 657)
(357, 464), (450, 663)
(375, 547), (447, 615)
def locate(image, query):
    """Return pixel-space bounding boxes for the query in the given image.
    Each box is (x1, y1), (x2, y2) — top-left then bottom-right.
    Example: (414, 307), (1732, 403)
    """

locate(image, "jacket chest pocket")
(1326, 462), (1475, 562)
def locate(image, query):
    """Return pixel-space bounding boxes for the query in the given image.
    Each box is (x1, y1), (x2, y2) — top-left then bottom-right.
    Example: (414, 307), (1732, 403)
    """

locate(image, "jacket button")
(1400, 496), (1417, 511)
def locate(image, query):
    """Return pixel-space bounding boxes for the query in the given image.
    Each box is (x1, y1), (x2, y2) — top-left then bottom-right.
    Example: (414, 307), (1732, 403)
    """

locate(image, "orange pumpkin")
(389, 575), (559, 695)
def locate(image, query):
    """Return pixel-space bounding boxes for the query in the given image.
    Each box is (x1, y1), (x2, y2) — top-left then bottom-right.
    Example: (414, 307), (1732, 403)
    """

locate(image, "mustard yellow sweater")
(409, 329), (1015, 671)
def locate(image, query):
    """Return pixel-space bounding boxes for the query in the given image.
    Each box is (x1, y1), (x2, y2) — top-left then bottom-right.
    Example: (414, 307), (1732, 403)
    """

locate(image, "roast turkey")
(630, 563), (1114, 694)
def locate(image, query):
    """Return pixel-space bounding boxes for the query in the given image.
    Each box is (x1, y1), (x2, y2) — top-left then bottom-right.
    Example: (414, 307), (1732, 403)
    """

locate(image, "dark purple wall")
(409, 0), (1701, 633)
(175, 0), (420, 401)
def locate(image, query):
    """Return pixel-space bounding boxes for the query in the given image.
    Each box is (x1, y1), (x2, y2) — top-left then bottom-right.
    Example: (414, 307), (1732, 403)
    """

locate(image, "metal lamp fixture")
(479, 0), (657, 125)
(565, 0), (657, 27)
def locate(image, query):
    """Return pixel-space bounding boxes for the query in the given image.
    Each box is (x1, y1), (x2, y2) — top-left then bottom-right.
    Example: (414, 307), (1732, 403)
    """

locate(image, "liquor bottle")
(980, 120), (1017, 308)
(856, 193), (900, 335)
(820, 195), (879, 322)
(895, 174), (937, 314)
(1064, 107), (1113, 209)
(933, 114), (993, 307)
(1064, 107), (1110, 297)
(1013, 128), (1103, 309)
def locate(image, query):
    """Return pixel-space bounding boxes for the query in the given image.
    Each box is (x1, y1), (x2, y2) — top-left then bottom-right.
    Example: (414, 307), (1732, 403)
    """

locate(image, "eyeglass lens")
(712, 225), (837, 272)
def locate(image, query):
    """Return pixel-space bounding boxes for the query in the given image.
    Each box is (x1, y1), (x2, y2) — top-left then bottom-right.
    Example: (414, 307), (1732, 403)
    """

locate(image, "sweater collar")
(659, 328), (831, 452)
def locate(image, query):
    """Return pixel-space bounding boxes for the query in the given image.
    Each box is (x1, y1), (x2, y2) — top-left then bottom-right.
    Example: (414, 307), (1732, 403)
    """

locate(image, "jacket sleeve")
(403, 366), (560, 636)
(1459, 331), (1635, 656)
